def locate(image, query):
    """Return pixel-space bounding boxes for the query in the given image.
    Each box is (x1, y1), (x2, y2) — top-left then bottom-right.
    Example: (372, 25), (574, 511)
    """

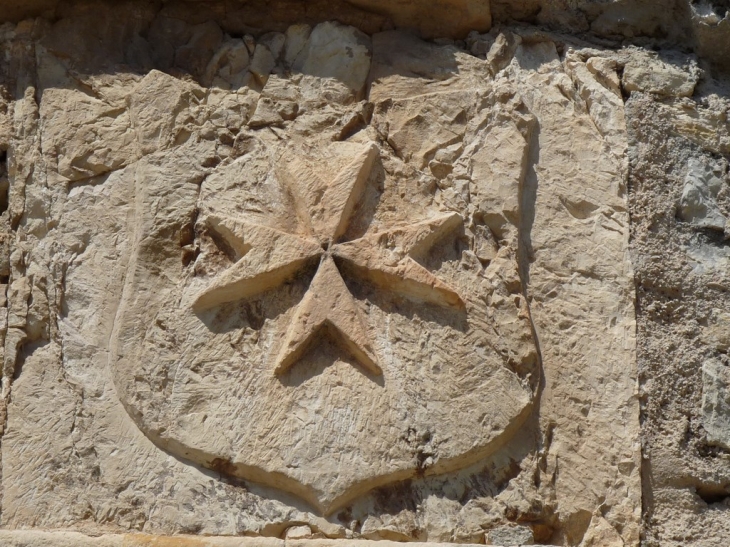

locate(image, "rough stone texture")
(622, 50), (700, 99)
(692, 1), (730, 71)
(0, 532), (480, 546)
(0, 0), (720, 55)
(0, 3), (641, 544)
(1, 0), (729, 546)
(702, 358), (730, 451)
(626, 70), (730, 545)
(678, 158), (728, 232)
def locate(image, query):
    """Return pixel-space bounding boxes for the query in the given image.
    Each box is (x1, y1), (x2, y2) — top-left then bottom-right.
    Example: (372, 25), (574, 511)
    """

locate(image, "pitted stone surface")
(0, 4), (647, 545)
(111, 128), (537, 513)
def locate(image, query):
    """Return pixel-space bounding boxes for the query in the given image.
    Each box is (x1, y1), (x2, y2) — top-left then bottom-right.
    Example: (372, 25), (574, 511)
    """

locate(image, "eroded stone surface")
(678, 157), (728, 233)
(111, 76), (537, 515)
(622, 50), (700, 98)
(702, 358), (730, 450)
(627, 76), (730, 546)
(0, 4), (645, 545)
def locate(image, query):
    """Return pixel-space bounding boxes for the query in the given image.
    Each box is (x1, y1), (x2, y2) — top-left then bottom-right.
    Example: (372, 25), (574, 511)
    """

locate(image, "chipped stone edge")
(0, 531), (503, 547)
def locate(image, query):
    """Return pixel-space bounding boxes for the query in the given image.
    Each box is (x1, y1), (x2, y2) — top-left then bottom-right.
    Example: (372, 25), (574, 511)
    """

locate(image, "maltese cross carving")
(193, 143), (464, 375)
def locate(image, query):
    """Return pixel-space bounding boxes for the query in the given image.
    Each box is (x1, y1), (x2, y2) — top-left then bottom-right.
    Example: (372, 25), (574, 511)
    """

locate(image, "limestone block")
(293, 22), (372, 100)
(622, 50), (699, 98)
(112, 137), (536, 513)
(702, 358), (730, 449)
(0, 14), (640, 546)
(500, 37), (640, 545)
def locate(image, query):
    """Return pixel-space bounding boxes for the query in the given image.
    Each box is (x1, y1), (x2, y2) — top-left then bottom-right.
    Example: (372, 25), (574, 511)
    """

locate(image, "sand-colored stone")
(702, 359), (730, 450)
(0, 531), (490, 547)
(622, 50), (700, 98)
(3, 2), (705, 544)
(111, 89), (536, 515)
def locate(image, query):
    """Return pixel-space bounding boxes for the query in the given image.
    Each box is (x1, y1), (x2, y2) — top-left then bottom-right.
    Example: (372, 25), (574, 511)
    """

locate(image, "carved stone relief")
(0, 8), (642, 543)
(111, 133), (538, 513)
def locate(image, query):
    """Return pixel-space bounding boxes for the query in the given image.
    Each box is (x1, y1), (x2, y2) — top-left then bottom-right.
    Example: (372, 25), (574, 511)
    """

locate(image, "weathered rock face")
(0, 0), (727, 546)
(627, 70), (730, 545)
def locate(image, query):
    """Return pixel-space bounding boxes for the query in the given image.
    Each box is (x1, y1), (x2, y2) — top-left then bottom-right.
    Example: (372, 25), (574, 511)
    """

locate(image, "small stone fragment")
(284, 24), (312, 67)
(429, 160), (453, 179)
(284, 525), (313, 539)
(294, 21), (372, 99)
(227, 42), (251, 75)
(243, 34), (256, 55)
(310, 517), (347, 539)
(586, 56), (622, 96)
(465, 30), (495, 57)
(260, 32), (286, 61)
(248, 75), (300, 127)
(487, 32), (521, 75)
(204, 39), (251, 87)
(249, 43), (276, 85)
(487, 524), (535, 545)
(702, 358), (730, 450)
(247, 101), (277, 128)
(473, 224), (498, 263)
(678, 157), (727, 232)
(703, 310), (730, 353)
(622, 51), (699, 97)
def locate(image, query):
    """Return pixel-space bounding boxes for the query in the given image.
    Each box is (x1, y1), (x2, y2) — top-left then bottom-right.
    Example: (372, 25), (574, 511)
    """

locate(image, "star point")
(273, 255), (382, 377)
(192, 215), (322, 311)
(277, 143), (379, 244)
(332, 213), (466, 309)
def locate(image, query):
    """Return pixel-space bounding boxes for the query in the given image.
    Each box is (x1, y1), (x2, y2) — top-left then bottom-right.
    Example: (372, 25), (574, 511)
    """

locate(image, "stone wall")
(0, 1), (727, 546)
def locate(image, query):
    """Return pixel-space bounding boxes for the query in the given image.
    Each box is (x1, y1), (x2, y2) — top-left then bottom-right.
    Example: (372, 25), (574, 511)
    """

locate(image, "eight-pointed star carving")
(193, 143), (465, 376)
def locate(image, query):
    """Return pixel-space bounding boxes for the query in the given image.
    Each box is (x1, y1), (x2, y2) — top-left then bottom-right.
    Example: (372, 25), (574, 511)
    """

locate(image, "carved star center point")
(193, 143), (464, 377)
